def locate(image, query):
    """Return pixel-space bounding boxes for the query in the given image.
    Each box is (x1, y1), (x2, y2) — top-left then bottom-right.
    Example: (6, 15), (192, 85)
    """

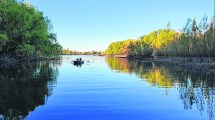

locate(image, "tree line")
(0, 0), (62, 63)
(105, 16), (215, 58)
(62, 48), (103, 55)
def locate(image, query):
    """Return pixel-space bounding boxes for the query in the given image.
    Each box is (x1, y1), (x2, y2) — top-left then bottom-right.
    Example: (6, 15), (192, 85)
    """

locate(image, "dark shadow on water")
(73, 64), (82, 67)
(0, 60), (61, 120)
(106, 57), (215, 120)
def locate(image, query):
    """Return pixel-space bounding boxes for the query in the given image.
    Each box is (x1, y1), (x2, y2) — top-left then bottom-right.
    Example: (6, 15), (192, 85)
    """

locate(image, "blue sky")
(25, 0), (213, 52)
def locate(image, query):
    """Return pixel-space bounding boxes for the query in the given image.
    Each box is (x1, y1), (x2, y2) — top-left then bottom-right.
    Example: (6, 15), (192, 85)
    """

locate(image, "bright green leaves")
(105, 29), (177, 58)
(0, 33), (8, 42)
(0, 1), (62, 58)
(0, 33), (8, 51)
(146, 29), (176, 50)
(105, 39), (135, 55)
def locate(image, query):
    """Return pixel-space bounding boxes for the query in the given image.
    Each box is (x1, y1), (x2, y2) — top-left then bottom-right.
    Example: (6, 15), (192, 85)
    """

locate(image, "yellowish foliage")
(142, 69), (173, 88)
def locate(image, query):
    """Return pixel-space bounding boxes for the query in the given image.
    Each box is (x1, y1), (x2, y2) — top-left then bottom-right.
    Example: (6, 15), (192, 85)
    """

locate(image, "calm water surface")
(0, 55), (214, 120)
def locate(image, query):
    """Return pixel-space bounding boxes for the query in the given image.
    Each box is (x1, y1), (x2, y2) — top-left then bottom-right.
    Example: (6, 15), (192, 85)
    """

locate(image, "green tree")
(0, 0), (62, 61)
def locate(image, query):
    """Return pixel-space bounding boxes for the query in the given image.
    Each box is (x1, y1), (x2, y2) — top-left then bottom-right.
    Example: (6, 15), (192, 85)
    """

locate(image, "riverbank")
(0, 55), (61, 65)
(121, 56), (215, 69)
(152, 57), (215, 69)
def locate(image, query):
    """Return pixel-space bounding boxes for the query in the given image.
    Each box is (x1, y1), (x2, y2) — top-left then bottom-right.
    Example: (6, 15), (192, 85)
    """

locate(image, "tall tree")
(0, 0), (62, 61)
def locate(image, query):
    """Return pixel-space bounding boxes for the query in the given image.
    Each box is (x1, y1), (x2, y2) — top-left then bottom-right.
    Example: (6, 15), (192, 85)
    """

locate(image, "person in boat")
(76, 58), (79, 61)
(79, 58), (82, 61)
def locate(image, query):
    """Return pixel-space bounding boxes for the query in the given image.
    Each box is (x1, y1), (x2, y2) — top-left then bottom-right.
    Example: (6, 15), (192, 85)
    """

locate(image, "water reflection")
(73, 63), (83, 67)
(0, 60), (61, 120)
(106, 57), (215, 120)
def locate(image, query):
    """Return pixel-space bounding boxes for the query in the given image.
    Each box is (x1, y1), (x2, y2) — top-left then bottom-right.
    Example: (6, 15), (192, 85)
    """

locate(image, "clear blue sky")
(25, 0), (213, 52)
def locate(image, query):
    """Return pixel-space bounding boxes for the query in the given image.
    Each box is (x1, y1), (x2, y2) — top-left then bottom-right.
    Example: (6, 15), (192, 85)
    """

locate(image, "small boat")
(73, 60), (84, 65)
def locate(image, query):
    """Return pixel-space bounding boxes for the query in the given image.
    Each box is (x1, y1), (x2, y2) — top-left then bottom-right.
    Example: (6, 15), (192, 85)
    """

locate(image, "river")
(0, 55), (214, 120)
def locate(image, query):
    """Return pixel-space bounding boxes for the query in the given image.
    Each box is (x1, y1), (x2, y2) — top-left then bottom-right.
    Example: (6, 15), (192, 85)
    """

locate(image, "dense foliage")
(129, 28), (177, 58)
(105, 39), (135, 56)
(0, 0), (62, 61)
(166, 17), (215, 57)
(105, 17), (215, 58)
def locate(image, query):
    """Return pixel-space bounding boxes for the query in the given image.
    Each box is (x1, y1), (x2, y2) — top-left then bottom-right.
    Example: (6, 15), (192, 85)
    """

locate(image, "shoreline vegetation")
(0, 0), (62, 64)
(105, 16), (215, 69)
(62, 49), (103, 56)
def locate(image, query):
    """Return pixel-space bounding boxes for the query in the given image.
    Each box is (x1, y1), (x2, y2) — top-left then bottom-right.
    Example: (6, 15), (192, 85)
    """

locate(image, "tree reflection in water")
(0, 60), (61, 120)
(106, 57), (215, 120)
